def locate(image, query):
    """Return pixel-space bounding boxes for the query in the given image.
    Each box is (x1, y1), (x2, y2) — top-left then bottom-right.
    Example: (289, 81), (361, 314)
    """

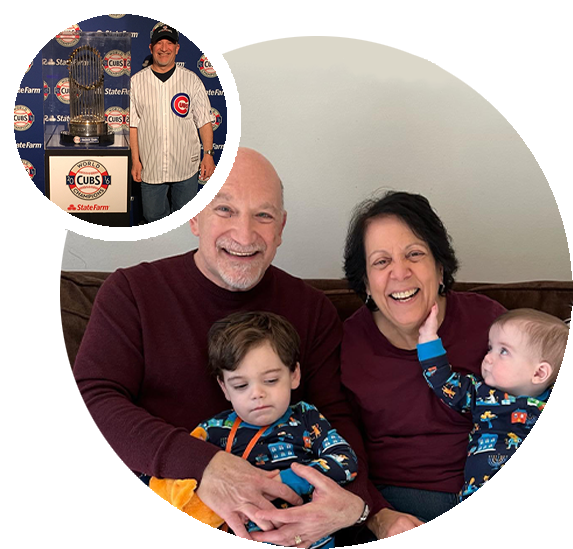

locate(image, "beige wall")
(63, 37), (571, 283)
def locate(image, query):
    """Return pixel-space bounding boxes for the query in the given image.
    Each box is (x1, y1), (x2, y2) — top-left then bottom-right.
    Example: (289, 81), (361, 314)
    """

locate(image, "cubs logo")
(66, 160), (111, 200)
(171, 93), (190, 118)
(104, 50), (131, 77)
(22, 159), (36, 179)
(14, 105), (34, 131)
(44, 81), (50, 101)
(197, 55), (217, 78)
(55, 24), (81, 47)
(105, 107), (129, 132)
(55, 78), (70, 104)
(211, 108), (222, 131)
(151, 22), (164, 36)
(150, 22), (177, 39)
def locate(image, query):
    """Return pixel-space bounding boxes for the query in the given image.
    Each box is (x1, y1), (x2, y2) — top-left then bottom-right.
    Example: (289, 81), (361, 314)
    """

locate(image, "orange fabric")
(149, 477), (224, 528)
(148, 429), (224, 528)
(225, 416), (269, 459)
(149, 418), (268, 527)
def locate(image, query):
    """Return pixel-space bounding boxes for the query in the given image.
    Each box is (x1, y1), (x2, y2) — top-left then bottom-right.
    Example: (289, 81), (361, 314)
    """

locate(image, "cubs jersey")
(130, 65), (213, 184)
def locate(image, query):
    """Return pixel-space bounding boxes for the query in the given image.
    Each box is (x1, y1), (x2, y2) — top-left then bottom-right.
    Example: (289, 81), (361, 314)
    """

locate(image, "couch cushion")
(60, 271), (111, 367)
(452, 281), (573, 321)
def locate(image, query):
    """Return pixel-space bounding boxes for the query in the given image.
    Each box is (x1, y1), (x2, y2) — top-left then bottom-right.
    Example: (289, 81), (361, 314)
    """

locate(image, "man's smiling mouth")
(223, 249), (259, 258)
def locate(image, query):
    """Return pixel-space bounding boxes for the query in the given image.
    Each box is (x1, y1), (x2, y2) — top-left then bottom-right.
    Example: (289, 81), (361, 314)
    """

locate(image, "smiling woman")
(364, 215), (444, 349)
(340, 189), (507, 539)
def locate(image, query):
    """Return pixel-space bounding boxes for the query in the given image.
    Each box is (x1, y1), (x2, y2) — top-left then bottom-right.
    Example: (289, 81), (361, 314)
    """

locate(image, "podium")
(45, 127), (130, 226)
(42, 31), (131, 226)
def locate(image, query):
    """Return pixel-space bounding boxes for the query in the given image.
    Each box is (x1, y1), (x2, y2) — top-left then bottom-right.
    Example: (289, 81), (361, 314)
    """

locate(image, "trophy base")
(60, 129), (114, 147)
(69, 120), (108, 137)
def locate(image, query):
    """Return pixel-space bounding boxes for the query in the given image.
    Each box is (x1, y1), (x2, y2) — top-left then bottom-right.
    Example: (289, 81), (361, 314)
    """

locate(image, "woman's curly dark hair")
(343, 191), (459, 304)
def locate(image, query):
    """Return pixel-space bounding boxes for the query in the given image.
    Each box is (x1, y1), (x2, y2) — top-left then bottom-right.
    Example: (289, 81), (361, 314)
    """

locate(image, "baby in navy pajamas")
(418, 305), (568, 500)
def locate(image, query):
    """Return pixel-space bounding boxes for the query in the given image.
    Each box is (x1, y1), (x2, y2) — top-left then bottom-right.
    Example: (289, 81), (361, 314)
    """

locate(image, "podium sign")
(47, 153), (128, 215)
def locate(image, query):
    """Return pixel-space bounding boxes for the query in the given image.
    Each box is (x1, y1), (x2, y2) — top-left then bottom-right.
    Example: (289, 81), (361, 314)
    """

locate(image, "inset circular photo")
(14, 14), (239, 233)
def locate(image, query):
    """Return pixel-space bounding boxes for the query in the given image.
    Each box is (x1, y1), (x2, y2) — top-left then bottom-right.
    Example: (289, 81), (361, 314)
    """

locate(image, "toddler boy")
(418, 305), (568, 500)
(150, 311), (358, 548)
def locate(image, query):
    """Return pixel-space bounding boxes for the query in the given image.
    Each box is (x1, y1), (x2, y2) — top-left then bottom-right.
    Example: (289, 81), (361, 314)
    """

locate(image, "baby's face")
(481, 321), (539, 396)
(218, 341), (300, 426)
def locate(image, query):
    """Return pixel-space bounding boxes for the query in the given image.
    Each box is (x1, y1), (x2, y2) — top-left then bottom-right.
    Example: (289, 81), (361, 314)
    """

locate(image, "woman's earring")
(438, 282), (445, 295)
(365, 293), (378, 311)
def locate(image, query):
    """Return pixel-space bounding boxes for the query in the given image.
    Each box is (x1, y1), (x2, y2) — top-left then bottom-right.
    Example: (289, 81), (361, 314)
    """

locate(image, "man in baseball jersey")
(130, 24), (215, 223)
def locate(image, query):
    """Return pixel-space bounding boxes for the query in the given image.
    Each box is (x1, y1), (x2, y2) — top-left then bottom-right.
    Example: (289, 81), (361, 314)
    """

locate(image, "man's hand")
(200, 154), (215, 180)
(367, 508), (424, 539)
(131, 158), (143, 182)
(250, 462), (364, 548)
(196, 452), (302, 540)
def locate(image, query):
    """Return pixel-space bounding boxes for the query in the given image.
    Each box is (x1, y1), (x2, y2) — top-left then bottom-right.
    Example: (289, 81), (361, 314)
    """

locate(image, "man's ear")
(290, 362), (301, 390)
(276, 210), (287, 247)
(190, 217), (200, 236)
(217, 377), (231, 402)
(281, 210), (288, 233)
(532, 361), (553, 386)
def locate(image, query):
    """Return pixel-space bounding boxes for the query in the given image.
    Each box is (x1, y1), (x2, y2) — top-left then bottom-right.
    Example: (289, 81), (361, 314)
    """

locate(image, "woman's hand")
(368, 508), (424, 538)
(418, 302), (439, 344)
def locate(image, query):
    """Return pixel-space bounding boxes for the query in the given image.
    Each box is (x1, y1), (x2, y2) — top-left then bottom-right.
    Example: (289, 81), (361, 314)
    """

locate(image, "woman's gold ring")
(294, 535), (302, 545)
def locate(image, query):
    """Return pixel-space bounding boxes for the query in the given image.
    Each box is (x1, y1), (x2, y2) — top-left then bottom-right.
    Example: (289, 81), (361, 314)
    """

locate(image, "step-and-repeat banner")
(15, 14), (226, 222)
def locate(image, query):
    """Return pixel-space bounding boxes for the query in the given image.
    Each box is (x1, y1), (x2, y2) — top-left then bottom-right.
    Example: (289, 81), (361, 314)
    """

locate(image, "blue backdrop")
(15, 14), (227, 224)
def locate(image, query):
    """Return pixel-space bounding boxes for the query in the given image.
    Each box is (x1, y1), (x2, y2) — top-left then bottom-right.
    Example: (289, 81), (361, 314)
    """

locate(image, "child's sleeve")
(417, 338), (479, 413)
(279, 403), (358, 495)
(147, 422), (224, 528)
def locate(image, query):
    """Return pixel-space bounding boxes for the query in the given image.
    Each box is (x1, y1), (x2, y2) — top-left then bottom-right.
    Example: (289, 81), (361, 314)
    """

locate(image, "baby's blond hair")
(492, 308), (569, 386)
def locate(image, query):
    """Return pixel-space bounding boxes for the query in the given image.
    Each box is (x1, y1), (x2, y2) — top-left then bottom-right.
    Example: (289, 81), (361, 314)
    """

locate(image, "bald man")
(74, 148), (374, 546)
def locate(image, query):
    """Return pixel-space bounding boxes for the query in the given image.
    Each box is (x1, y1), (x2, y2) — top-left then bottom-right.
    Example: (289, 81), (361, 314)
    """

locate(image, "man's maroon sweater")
(73, 251), (377, 509)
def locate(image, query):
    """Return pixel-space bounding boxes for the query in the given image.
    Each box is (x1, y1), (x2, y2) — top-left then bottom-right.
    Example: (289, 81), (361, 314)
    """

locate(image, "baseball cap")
(150, 24), (179, 44)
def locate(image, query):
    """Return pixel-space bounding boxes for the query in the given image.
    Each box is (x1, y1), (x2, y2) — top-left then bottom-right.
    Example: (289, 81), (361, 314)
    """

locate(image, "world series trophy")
(60, 45), (113, 145)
